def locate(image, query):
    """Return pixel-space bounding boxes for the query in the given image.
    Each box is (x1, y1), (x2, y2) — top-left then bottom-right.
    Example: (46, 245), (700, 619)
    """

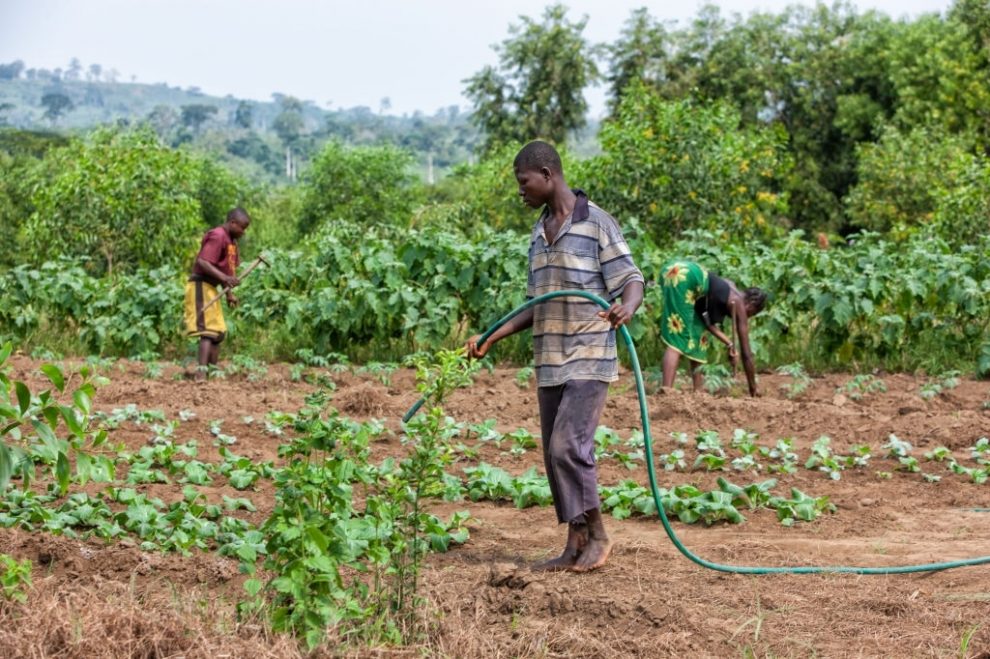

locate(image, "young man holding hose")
(467, 141), (644, 572)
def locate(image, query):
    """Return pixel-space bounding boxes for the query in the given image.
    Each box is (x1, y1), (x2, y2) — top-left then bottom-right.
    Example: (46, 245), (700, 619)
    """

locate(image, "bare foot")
(571, 508), (611, 572)
(532, 523), (587, 572)
(571, 536), (612, 572)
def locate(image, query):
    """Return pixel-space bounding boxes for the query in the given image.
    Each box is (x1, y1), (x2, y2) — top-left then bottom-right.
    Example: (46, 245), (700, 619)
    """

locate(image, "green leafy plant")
(514, 365), (534, 389)
(729, 429), (761, 472)
(467, 418), (503, 444)
(971, 438), (990, 465)
(0, 343), (116, 494)
(883, 434), (912, 458)
(699, 363), (734, 395)
(693, 430), (726, 471)
(225, 355), (269, 382)
(770, 488), (836, 526)
(919, 370), (961, 400)
(836, 374), (887, 401)
(804, 436), (843, 480)
(0, 553), (31, 603)
(356, 361), (399, 387)
(600, 480), (658, 520)
(249, 351), (476, 648)
(506, 428), (536, 456)
(924, 446), (954, 462)
(760, 438), (799, 474)
(776, 363), (811, 399)
(659, 448), (687, 471)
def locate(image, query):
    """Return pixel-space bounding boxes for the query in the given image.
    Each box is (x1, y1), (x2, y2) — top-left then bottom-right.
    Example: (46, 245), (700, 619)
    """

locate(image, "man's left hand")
(598, 302), (635, 328)
(226, 292), (240, 309)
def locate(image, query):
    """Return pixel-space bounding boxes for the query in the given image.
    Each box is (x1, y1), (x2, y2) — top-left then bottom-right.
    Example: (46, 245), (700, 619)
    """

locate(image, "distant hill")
(0, 72), (599, 182)
(0, 77), (449, 136)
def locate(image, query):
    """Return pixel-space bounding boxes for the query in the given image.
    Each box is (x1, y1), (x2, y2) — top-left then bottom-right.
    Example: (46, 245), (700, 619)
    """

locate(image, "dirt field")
(2, 357), (990, 658)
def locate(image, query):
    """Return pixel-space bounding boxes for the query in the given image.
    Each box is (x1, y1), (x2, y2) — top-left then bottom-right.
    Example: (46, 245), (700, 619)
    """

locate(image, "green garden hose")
(404, 290), (990, 574)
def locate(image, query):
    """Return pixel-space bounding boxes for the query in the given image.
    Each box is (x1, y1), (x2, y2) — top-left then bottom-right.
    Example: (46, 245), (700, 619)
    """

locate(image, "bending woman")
(659, 260), (766, 397)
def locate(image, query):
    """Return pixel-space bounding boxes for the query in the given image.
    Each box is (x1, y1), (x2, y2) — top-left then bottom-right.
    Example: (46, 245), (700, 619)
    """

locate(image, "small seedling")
(919, 370), (961, 400)
(776, 363), (811, 399)
(226, 355), (268, 382)
(506, 428), (536, 456)
(805, 436), (843, 480)
(971, 438), (990, 464)
(467, 418), (503, 444)
(836, 374), (887, 401)
(761, 438), (799, 474)
(356, 361), (398, 386)
(924, 446), (953, 462)
(898, 456), (921, 473)
(659, 449), (687, 471)
(882, 434), (912, 458)
(0, 554), (32, 603)
(514, 366), (534, 389)
(142, 361), (164, 379)
(699, 363), (734, 395)
(695, 430), (724, 455)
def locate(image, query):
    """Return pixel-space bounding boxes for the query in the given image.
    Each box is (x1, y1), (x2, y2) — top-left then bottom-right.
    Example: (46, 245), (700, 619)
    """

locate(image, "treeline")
(0, 61), (481, 183)
(464, 1), (990, 236)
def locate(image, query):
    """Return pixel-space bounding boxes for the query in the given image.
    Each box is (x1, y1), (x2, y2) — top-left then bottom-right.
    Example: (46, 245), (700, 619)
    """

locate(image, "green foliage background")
(2, 1), (990, 376)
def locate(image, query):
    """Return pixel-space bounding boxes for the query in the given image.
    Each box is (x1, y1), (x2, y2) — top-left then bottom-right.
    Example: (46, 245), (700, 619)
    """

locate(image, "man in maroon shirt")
(183, 208), (250, 380)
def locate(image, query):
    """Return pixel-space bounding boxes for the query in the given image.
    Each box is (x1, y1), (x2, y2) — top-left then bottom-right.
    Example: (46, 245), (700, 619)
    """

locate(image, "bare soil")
(2, 357), (990, 658)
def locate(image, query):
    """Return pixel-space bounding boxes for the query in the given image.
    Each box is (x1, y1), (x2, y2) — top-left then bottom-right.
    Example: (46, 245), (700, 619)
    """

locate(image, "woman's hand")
(728, 345), (739, 370)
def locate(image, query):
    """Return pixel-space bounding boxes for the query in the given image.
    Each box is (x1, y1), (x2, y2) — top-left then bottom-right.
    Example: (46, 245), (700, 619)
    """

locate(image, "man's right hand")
(465, 334), (491, 359)
(223, 275), (240, 289)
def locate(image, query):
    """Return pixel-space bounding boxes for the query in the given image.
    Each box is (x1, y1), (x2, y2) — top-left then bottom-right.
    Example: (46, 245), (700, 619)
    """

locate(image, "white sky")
(0, 0), (952, 117)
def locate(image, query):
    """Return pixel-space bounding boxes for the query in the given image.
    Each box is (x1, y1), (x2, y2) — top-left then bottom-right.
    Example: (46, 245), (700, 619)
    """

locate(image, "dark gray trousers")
(537, 379), (609, 525)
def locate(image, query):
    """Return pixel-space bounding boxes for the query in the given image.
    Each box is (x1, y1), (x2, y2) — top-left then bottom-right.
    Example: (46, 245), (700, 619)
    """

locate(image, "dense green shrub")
(297, 141), (419, 234)
(845, 125), (983, 237)
(576, 84), (792, 243)
(24, 128), (204, 275)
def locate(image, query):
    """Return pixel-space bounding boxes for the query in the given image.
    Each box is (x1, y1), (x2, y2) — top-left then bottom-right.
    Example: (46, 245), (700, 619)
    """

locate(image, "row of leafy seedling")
(459, 418), (644, 467)
(451, 461), (834, 527)
(660, 428), (990, 485)
(3, 347), (481, 649)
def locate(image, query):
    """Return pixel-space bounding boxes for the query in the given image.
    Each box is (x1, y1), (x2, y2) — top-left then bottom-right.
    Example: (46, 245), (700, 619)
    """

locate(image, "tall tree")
(0, 60), (24, 80)
(146, 105), (179, 140)
(180, 104), (218, 133)
(464, 4), (599, 152)
(605, 8), (670, 116)
(273, 96), (305, 179)
(65, 57), (83, 81)
(41, 92), (74, 125)
(233, 100), (253, 129)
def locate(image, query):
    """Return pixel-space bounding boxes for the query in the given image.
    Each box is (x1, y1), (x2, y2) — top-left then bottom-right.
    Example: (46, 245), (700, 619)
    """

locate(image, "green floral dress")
(660, 260), (711, 363)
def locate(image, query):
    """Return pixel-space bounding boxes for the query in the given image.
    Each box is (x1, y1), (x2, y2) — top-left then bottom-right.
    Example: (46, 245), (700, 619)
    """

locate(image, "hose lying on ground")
(403, 290), (990, 574)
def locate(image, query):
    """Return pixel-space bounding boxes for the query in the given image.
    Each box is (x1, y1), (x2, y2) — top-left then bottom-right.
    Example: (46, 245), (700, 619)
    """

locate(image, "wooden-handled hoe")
(199, 254), (271, 313)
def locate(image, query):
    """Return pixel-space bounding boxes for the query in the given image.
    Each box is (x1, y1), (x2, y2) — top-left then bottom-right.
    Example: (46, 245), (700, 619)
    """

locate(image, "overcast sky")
(0, 0), (952, 117)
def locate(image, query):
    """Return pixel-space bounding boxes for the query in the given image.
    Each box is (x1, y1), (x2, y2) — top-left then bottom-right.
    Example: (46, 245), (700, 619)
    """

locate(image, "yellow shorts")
(184, 279), (227, 343)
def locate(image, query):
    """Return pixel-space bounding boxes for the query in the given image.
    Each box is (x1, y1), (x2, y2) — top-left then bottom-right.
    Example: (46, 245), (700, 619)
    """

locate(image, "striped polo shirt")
(527, 191), (644, 387)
